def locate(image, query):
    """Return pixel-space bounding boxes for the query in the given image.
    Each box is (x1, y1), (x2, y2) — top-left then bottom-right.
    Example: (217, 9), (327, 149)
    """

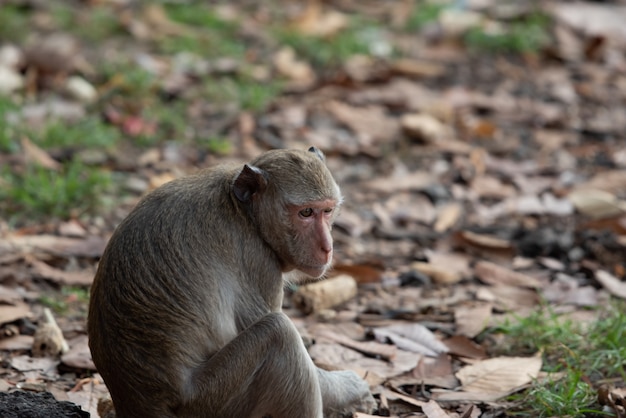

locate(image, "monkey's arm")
(178, 312), (324, 418)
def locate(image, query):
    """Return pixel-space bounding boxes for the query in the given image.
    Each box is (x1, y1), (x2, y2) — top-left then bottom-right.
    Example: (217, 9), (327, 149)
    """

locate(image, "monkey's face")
(286, 198), (339, 279)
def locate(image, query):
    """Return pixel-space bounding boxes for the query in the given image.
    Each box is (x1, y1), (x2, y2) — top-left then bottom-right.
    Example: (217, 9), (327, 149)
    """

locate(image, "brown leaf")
(454, 303), (492, 338)
(443, 335), (487, 359)
(327, 101), (400, 148)
(317, 329), (397, 361)
(434, 202), (462, 233)
(62, 335), (96, 370)
(595, 270), (626, 299)
(456, 356), (542, 395)
(333, 264), (383, 284)
(290, 0), (348, 37)
(401, 113), (450, 143)
(21, 137), (61, 170)
(0, 335), (34, 351)
(474, 260), (542, 288)
(373, 323), (448, 357)
(421, 399), (452, 418)
(391, 58), (446, 78)
(367, 170), (434, 193)
(0, 234), (107, 258)
(0, 301), (32, 325)
(411, 261), (463, 285)
(273, 47), (315, 84)
(568, 189), (626, 219)
(29, 258), (94, 286)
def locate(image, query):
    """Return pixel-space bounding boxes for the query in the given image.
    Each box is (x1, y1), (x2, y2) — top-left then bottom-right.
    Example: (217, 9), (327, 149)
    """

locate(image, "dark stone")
(0, 391), (89, 418)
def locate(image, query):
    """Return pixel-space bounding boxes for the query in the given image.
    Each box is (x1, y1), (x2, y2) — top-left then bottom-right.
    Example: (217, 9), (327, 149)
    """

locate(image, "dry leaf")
(0, 335), (34, 351)
(29, 258), (94, 286)
(10, 355), (59, 372)
(454, 303), (492, 338)
(443, 335), (487, 359)
(327, 101), (400, 146)
(0, 301), (32, 325)
(317, 329), (397, 361)
(568, 189), (626, 219)
(391, 59), (446, 78)
(374, 323), (448, 356)
(434, 202), (462, 233)
(456, 356), (542, 395)
(474, 260), (542, 288)
(0, 234), (107, 258)
(457, 230), (512, 250)
(367, 171), (434, 193)
(291, 0), (348, 37)
(411, 261), (463, 285)
(273, 47), (315, 84)
(421, 399), (452, 418)
(401, 113), (450, 143)
(62, 335), (96, 370)
(595, 270), (626, 299)
(21, 137), (61, 170)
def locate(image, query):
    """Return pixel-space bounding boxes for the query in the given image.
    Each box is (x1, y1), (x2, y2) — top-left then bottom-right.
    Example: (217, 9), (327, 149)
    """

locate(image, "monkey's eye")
(323, 208), (333, 214)
(299, 208), (314, 217)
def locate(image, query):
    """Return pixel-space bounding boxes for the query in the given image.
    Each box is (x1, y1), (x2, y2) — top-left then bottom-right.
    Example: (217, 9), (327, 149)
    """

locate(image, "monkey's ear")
(233, 164), (268, 202)
(308, 146), (325, 162)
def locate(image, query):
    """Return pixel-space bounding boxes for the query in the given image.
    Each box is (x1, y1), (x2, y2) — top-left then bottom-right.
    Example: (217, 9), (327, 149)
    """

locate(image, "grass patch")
(157, 3), (245, 58)
(0, 97), (20, 153)
(203, 75), (282, 112)
(0, 159), (112, 222)
(0, 4), (30, 42)
(405, 1), (447, 31)
(39, 286), (90, 315)
(465, 12), (551, 54)
(48, 3), (126, 41)
(273, 20), (378, 68)
(35, 117), (122, 150)
(488, 302), (625, 416)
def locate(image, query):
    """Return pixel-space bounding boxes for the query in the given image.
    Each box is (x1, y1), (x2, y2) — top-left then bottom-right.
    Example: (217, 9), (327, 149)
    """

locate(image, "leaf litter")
(1, 0), (626, 417)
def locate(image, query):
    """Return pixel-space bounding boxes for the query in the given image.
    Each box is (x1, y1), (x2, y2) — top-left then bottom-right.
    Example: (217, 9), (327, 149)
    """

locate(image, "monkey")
(88, 147), (376, 418)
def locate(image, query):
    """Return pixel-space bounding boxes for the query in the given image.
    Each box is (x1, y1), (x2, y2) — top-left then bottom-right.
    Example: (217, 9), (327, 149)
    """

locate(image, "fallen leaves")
(432, 356), (543, 402)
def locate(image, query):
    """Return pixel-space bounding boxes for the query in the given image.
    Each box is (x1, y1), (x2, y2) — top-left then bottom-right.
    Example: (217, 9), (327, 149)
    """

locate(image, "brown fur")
(88, 148), (375, 418)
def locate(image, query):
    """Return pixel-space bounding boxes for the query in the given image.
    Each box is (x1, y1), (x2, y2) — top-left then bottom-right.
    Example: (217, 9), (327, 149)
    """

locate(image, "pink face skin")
(289, 198), (338, 278)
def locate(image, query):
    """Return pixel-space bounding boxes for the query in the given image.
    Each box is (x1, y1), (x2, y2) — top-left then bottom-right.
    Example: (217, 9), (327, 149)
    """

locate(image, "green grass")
(35, 117), (122, 149)
(487, 302), (625, 416)
(273, 20), (378, 68)
(202, 74), (282, 112)
(0, 5), (30, 42)
(0, 96), (20, 153)
(0, 159), (112, 222)
(39, 286), (90, 315)
(465, 12), (551, 54)
(405, 1), (447, 31)
(157, 3), (245, 58)
(48, 2), (126, 41)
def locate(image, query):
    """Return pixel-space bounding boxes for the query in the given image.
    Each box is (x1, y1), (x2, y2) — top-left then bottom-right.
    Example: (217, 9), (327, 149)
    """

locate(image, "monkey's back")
(87, 165), (273, 416)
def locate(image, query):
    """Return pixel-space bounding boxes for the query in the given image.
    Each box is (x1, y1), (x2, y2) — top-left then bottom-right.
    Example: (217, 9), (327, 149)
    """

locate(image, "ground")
(0, 1), (625, 417)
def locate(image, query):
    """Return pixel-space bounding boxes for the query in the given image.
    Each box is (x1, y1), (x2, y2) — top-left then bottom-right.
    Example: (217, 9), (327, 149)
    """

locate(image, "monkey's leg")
(317, 368), (377, 418)
(177, 311), (323, 418)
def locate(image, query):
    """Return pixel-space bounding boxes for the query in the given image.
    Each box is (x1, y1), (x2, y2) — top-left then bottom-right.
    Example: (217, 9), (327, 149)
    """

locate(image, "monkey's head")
(233, 147), (342, 279)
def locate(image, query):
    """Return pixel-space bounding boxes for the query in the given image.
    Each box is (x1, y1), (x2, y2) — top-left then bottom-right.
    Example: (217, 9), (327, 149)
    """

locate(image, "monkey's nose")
(321, 247), (332, 263)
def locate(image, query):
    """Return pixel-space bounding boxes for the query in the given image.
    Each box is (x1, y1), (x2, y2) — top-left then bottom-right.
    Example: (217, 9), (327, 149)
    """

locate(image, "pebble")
(65, 75), (98, 103)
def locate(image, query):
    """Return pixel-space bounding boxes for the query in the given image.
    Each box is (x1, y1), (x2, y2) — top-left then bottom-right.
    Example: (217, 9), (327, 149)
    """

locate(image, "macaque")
(88, 147), (376, 418)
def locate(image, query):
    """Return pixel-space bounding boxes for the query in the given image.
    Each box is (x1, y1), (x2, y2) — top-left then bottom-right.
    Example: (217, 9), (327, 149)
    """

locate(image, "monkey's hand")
(318, 369), (377, 418)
